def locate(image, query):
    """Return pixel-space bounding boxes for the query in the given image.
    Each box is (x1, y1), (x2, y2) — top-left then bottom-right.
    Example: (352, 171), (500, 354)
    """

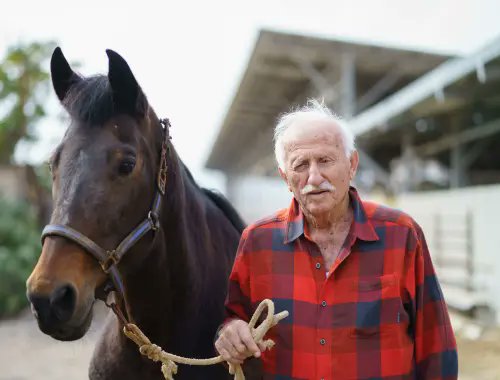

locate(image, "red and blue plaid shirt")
(225, 187), (458, 379)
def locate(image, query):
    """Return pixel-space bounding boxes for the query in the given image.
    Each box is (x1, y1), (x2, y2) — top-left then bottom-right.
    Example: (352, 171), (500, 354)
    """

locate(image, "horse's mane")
(201, 189), (246, 233)
(181, 164), (246, 233)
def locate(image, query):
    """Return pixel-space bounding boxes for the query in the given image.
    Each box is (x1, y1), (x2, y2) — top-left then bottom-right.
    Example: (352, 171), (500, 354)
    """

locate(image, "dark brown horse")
(26, 48), (250, 379)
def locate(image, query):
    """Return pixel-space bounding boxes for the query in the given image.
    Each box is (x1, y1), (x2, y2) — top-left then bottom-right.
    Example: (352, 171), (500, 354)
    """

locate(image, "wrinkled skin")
(279, 118), (359, 228)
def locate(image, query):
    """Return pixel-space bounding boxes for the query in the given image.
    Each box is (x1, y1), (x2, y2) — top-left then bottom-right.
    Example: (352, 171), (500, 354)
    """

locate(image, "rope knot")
(140, 343), (164, 361)
(121, 299), (288, 380)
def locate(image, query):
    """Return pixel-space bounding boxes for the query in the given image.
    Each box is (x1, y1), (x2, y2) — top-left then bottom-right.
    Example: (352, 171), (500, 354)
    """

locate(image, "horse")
(26, 47), (257, 379)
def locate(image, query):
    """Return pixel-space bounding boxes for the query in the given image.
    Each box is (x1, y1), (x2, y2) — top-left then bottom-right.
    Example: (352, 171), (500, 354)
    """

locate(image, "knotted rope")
(122, 299), (288, 380)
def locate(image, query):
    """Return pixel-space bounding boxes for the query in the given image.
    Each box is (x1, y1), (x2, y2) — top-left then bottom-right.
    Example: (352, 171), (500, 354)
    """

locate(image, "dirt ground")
(0, 304), (107, 380)
(454, 313), (500, 380)
(0, 307), (498, 379)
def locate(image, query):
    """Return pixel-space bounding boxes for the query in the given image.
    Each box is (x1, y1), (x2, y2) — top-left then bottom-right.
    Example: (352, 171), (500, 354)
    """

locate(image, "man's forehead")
(283, 118), (343, 146)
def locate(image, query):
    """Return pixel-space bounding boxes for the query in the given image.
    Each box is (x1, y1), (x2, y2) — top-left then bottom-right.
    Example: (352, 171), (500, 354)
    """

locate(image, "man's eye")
(118, 159), (136, 175)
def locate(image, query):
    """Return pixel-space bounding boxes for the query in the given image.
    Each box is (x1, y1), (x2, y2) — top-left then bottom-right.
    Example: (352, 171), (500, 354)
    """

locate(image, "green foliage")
(0, 41), (56, 164)
(0, 197), (41, 317)
(0, 40), (56, 316)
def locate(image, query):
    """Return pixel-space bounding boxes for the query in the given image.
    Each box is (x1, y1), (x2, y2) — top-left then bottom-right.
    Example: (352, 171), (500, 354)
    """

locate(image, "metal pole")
(466, 210), (474, 292)
(340, 52), (356, 119)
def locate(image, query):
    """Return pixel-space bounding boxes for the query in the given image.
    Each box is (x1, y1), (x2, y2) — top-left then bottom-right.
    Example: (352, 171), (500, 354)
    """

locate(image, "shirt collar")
(283, 186), (379, 244)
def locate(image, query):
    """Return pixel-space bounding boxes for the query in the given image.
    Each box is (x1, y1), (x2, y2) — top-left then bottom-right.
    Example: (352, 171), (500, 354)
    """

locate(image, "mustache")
(300, 182), (336, 195)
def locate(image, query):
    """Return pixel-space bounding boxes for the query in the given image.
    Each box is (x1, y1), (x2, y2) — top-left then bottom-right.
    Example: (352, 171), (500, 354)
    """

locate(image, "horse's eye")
(118, 159), (136, 176)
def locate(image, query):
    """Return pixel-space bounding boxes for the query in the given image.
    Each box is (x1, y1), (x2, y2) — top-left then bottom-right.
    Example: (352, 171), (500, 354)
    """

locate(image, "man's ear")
(349, 150), (359, 181)
(278, 168), (292, 192)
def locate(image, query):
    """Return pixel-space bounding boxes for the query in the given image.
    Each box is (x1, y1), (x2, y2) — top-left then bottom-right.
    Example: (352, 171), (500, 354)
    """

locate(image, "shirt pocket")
(349, 273), (406, 339)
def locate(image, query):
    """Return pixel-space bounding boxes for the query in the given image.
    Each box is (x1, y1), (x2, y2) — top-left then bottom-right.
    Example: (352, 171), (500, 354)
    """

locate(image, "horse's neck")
(122, 155), (202, 346)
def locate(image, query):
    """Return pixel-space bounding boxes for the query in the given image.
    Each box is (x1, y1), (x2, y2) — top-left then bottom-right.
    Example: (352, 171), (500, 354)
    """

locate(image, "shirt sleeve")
(223, 229), (253, 324)
(410, 224), (458, 379)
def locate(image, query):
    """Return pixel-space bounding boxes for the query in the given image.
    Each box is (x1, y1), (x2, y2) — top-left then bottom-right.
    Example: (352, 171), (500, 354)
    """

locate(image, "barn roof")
(206, 30), (450, 175)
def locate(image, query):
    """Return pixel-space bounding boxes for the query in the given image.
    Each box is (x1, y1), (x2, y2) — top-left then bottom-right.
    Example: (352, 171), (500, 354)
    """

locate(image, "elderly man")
(215, 100), (458, 379)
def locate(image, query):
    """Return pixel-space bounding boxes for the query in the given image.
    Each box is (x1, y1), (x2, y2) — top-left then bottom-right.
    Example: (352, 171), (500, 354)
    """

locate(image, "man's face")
(279, 119), (358, 219)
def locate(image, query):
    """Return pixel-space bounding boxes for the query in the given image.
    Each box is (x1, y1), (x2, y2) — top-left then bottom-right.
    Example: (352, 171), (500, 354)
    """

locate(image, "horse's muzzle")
(27, 284), (90, 341)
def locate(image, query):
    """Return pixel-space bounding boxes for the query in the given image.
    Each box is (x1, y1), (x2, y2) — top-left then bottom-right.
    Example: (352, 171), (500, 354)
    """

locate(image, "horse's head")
(26, 48), (163, 341)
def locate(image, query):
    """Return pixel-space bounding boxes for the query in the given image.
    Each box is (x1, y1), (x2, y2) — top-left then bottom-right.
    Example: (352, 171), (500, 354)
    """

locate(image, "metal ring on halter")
(101, 250), (120, 273)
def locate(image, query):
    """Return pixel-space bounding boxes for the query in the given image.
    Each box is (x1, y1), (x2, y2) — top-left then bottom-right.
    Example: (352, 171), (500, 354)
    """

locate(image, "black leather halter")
(40, 118), (171, 321)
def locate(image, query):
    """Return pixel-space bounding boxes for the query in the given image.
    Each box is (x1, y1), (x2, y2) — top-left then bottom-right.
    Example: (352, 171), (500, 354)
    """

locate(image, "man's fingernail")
(254, 352), (261, 357)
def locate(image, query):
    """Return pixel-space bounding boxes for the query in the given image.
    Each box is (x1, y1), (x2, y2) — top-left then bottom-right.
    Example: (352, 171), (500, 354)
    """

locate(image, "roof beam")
(416, 117), (500, 156)
(350, 36), (500, 136)
(293, 58), (339, 104)
(462, 138), (494, 168)
(253, 64), (304, 80)
(340, 52), (357, 118)
(356, 70), (403, 110)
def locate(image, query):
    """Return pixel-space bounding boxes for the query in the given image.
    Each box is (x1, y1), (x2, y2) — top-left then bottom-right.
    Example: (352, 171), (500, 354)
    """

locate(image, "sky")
(1, 0), (500, 192)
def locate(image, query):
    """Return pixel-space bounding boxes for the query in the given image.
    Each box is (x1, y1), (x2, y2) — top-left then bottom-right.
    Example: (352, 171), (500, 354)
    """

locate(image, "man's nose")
(307, 162), (323, 185)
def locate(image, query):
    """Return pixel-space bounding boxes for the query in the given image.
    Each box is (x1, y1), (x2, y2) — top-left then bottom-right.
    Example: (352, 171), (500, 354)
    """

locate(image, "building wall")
(226, 175), (291, 224)
(395, 185), (500, 323)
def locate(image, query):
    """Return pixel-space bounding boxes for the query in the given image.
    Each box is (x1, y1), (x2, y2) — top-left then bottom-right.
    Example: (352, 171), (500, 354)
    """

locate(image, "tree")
(0, 41), (56, 164)
(0, 41), (56, 317)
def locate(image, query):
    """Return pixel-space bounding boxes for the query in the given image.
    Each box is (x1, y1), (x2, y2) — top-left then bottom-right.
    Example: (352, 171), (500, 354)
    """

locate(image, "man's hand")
(215, 319), (267, 365)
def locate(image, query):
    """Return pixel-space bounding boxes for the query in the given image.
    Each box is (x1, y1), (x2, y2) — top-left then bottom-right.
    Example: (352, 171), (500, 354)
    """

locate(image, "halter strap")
(41, 191), (162, 273)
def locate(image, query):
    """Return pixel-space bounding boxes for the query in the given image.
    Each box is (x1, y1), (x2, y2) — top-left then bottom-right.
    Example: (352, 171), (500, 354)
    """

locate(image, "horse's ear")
(51, 47), (81, 102)
(106, 49), (147, 118)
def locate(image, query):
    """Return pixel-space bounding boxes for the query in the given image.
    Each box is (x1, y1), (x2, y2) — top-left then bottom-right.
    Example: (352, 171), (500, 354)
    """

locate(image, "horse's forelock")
(62, 75), (114, 125)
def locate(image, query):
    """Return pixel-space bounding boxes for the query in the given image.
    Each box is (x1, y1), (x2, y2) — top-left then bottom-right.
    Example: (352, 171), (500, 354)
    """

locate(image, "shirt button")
(315, 262), (321, 269)
(321, 300), (327, 307)
(320, 338), (326, 345)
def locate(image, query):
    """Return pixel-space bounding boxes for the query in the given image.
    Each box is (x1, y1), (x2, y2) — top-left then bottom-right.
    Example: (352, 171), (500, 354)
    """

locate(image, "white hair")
(273, 99), (356, 170)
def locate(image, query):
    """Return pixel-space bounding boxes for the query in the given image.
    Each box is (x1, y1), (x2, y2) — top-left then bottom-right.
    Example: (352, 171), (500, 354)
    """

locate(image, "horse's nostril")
(50, 284), (76, 323)
(29, 295), (51, 323)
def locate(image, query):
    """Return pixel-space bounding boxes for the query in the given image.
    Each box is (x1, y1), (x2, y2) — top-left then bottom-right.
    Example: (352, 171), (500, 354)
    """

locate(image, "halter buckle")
(148, 211), (160, 232)
(101, 250), (119, 273)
